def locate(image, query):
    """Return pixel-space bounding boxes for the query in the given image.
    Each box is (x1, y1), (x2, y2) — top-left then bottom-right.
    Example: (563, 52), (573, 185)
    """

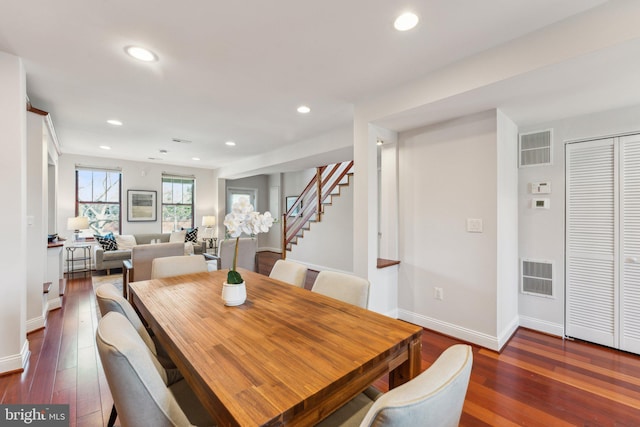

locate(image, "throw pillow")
(96, 235), (118, 251)
(185, 228), (198, 243)
(170, 230), (186, 243)
(115, 234), (137, 250)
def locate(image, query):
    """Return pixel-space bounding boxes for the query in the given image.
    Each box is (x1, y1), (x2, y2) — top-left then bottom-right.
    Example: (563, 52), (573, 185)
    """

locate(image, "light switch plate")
(466, 218), (483, 233)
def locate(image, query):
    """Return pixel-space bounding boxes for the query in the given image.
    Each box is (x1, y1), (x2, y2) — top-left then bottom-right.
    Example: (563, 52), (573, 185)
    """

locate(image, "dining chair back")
(95, 283), (156, 355)
(151, 255), (208, 279)
(96, 312), (214, 427)
(317, 344), (473, 427)
(130, 242), (185, 282)
(218, 238), (257, 271)
(311, 270), (370, 308)
(269, 259), (308, 287)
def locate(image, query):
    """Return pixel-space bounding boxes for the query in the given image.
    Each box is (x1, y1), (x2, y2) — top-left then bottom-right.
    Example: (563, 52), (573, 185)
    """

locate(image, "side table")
(66, 245), (91, 277)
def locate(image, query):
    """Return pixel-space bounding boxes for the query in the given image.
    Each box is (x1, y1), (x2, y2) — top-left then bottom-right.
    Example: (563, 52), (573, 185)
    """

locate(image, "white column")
(0, 51), (29, 373)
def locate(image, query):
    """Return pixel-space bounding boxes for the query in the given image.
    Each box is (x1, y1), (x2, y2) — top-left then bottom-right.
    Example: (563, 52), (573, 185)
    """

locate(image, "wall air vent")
(519, 129), (552, 167)
(521, 259), (553, 297)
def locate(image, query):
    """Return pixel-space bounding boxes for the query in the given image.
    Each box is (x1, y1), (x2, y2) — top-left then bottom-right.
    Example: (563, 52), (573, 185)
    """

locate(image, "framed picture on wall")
(127, 190), (157, 222)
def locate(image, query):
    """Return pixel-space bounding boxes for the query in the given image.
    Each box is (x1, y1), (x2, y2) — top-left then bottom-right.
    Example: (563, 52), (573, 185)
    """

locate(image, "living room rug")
(91, 274), (123, 295)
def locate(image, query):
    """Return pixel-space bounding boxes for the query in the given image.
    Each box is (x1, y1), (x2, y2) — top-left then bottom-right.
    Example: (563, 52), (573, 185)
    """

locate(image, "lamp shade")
(202, 215), (216, 227)
(67, 216), (89, 231)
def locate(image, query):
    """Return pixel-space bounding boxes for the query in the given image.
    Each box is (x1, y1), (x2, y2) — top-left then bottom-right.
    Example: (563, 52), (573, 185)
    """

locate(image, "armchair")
(204, 237), (257, 272)
(122, 242), (185, 299)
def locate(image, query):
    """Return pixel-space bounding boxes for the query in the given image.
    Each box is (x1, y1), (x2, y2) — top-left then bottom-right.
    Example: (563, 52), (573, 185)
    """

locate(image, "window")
(76, 168), (121, 234)
(226, 188), (256, 213)
(162, 175), (194, 232)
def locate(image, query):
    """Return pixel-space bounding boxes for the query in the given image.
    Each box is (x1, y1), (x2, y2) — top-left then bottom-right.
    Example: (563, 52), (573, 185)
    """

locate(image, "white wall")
(216, 126), (353, 179)
(26, 113), (49, 331)
(518, 104), (640, 335)
(496, 110), (519, 344)
(396, 110), (514, 349)
(377, 127), (399, 260)
(0, 51), (28, 374)
(282, 168), (316, 199)
(265, 173), (282, 252)
(224, 174), (278, 250)
(58, 154), (217, 239)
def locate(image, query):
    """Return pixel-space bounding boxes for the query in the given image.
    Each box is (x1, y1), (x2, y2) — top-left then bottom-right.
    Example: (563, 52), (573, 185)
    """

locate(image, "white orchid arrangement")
(223, 197), (274, 284)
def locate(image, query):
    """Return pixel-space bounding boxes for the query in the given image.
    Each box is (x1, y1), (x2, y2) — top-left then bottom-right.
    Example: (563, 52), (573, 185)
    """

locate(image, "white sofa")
(94, 233), (205, 273)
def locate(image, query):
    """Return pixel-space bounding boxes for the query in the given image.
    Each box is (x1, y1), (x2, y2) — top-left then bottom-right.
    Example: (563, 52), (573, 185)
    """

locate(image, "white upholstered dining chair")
(316, 344), (473, 427)
(311, 270), (370, 309)
(96, 283), (182, 427)
(96, 312), (214, 427)
(151, 255), (209, 279)
(269, 259), (308, 287)
(96, 283), (153, 348)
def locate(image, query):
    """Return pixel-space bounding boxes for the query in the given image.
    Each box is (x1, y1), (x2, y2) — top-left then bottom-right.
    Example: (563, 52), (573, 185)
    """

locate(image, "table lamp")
(202, 215), (217, 249)
(67, 216), (89, 241)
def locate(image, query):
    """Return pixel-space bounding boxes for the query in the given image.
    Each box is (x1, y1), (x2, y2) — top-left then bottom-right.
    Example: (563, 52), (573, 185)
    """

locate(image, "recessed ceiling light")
(107, 119), (123, 126)
(225, 141), (236, 146)
(124, 46), (158, 62)
(297, 105), (311, 114)
(394, 12), (419, 31)
(192, 157), (200, 161)
(159, 149), (168, 155)
(99, 145), (111, 150)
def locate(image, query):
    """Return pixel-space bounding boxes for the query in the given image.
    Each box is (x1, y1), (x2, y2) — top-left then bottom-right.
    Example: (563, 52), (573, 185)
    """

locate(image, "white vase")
(221, 281), (246, 306)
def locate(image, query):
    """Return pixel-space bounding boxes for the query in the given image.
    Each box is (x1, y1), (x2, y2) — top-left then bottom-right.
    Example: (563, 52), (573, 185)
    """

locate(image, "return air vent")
(519, 130), (552, 167)
(521, 259), (553, 297)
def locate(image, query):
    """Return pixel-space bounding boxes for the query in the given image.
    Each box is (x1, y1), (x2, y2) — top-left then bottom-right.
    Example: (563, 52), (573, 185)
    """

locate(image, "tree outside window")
(162, 176), (194, 232)
(76, 169), (121, 234)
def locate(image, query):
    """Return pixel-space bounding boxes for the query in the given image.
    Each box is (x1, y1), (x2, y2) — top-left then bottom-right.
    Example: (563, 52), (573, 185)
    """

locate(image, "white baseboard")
(519, 315), (564, 337)
(497, 316), (520, 351)
(0, 339), (29, 375)
(26, 315), (46, 333)
(398, 309), (503, 351)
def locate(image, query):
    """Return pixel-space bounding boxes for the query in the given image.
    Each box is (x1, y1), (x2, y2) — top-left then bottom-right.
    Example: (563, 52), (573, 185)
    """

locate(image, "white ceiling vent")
(519, 129), (552, 167)
(521, 259), (553, 297)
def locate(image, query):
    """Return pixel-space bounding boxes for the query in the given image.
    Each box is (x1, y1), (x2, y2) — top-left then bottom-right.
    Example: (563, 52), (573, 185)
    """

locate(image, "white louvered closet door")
(620, 135), (640, 353)
(566, 138), (617, 347)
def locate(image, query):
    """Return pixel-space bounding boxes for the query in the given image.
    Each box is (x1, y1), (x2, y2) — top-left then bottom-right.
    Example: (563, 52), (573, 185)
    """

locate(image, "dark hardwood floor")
(2, 253), (639, 426)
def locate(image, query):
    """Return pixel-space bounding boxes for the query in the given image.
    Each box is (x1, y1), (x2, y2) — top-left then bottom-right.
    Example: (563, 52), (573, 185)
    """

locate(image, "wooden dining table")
(129, 269), (423, 426)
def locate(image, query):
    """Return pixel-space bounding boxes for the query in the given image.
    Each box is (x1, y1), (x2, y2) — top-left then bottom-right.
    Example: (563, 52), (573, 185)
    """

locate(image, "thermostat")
(531, 181), (551, 194)
(532, 198), (550, 209)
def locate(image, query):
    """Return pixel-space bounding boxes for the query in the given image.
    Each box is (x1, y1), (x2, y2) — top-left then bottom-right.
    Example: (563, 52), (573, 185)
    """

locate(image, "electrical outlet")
(434, 287), (444, 300)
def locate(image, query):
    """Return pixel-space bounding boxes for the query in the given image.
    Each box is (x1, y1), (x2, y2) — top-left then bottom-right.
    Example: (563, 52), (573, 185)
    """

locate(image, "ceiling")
(3, 0), (637, 172)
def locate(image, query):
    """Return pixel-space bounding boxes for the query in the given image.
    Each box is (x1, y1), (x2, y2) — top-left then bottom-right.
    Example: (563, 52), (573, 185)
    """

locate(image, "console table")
(66, 245), (91, 277)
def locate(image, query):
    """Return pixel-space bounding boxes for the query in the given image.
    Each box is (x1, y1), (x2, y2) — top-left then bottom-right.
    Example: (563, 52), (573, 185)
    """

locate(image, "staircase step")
(284, 160), (353, 253)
